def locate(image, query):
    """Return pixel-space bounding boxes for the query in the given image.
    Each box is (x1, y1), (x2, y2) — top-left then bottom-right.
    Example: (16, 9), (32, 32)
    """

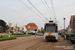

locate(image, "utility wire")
(41, 0), (54, 17)
(19, 0), (45, 21)
(27, 0), (49, 21)
(44, 0), (54, 17)
(50, 0), (56, 17)
(50, 0), (57, 23)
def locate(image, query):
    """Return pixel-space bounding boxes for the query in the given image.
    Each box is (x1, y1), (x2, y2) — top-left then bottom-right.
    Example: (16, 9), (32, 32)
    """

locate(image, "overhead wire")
(50, 0), (57, 23)
(41, 0), (54, 17)
(19, 0), (45, 21)
(27, 0), (49, 21)
(44, 0), (54, 17)
(50, 0), (56, 17)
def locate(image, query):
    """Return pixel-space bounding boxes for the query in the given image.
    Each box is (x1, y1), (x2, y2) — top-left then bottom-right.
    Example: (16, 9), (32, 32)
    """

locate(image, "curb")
(67, 40), (75, 49)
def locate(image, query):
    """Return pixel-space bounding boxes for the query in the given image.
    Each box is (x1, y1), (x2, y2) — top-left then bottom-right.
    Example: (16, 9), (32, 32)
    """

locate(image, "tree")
(41, 27), (44, 33)
(0, 19), (7, 32)
(38, 29), (41, 33)
(6, 25), (9, 30)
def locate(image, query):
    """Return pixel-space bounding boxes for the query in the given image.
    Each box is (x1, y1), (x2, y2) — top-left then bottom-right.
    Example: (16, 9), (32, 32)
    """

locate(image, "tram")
(44, 21), (58, 41)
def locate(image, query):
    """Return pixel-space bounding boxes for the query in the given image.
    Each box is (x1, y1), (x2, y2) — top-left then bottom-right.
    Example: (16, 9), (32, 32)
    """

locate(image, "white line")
(37, 43), (46, 50)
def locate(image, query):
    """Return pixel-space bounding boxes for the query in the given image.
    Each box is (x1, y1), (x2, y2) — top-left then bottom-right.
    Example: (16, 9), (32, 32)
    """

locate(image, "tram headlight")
(51, 33), (55, 37)
(46, 33), (49, 36)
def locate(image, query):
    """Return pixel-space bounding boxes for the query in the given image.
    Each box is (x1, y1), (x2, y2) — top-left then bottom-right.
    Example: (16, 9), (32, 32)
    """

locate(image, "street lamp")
(63, 18), (66, 40)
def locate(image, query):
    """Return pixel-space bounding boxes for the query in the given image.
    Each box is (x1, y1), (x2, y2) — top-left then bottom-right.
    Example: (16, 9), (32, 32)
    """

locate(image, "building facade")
(70, 15), (75, 33)
(26, 23), (38, 33)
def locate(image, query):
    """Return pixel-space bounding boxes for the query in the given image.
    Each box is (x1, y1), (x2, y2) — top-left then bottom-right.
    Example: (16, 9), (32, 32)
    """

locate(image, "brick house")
(70, 15), (75, 33)
(26, 23), (38, 33)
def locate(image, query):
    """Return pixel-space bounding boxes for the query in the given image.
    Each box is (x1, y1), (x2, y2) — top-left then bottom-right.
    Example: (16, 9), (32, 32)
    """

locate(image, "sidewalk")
(0, 33), (8, 35)
(54, 35), (75, 50)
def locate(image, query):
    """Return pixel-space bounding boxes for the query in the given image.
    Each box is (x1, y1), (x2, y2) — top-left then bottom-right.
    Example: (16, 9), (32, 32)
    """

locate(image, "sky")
(0, 0), (75, 30)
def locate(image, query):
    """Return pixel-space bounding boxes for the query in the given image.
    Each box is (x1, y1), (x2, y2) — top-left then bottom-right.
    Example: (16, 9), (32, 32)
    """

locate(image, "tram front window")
(45, 25), (56, 32)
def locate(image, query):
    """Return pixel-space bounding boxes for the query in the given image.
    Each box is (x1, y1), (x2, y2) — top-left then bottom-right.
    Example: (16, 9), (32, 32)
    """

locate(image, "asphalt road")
(0, 35), (75, 50)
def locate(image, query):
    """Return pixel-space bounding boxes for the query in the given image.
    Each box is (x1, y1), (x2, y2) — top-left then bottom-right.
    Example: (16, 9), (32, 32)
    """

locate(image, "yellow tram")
(44, 21), (58, 41)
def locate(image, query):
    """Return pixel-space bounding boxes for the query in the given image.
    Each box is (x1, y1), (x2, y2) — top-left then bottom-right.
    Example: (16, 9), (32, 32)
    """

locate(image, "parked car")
(69, 34), (75, 44)
(13, 31), (24, 35)
(36, 33), (44, 36)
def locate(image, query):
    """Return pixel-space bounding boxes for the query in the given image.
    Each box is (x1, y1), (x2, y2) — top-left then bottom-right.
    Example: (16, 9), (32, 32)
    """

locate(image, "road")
(0, 35), (75, 50)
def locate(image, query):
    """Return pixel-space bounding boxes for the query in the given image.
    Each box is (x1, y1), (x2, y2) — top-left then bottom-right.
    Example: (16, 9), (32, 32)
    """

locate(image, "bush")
(15, 34), (32, 37)
(0, 34), (32, 41)
(30, 33), (35, 35)
(0, 35), (16, 41)
(24, 32), (26, 34)
(0, 37), (16, 41)
(65, 34), (70, 40)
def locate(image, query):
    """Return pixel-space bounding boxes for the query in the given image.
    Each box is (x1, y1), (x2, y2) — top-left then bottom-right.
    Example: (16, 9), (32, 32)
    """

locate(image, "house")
(26, 23), (38, 34)
(67, 25), (72, 34)
(9, 27), (13, 31)
(19, 26), (27, 32)
(69, 15), (75, 33)
(9, 27), (19, 31)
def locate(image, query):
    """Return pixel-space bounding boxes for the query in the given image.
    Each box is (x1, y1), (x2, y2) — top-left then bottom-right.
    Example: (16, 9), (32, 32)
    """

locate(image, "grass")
(0, 35), (16, 41)
(0, 34), (32, 41)
(14, 34), (32, 37)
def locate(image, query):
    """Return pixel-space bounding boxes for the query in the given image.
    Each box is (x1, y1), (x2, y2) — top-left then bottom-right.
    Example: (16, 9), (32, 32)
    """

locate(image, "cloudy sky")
(0, 0), (75, 30)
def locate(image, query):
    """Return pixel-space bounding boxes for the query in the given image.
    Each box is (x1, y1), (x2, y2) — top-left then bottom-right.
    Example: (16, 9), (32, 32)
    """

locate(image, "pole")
(8, 21), (10, 38)
(35, 29), (37, 37)
(8, 21), (12, 38)
(63, 18), (66, 40)
(35, 31), (36, 37)
(8, 29), (10, 38)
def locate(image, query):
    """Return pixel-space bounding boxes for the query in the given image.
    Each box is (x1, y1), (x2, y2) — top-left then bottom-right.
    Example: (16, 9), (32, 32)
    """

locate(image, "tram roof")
(45, 22), (57, 25)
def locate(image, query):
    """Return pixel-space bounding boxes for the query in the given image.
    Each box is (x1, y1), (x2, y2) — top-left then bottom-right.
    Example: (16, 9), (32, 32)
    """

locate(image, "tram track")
(37, 42), (47, 50)
(3, 38), (43, 50)
(4, 38), (44, 50)
(37, 41), (56, 50)
(0, 37), (41, 47)
(26, 40), (56, 50)
(0, 36), (34, 46)
(26, 40), (45, 50)
(0, 37), (43, 50)
(49, 42), (55, 50)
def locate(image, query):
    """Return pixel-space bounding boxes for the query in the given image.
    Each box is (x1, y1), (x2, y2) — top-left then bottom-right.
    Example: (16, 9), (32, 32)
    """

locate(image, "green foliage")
(38, 30), (41, 33)
(38, 27), (44, 33)
(65, 34), (70, 40)
(0, 19), (6, 28)
(0, 35), (16, 41)
(0, 19), (7, 32)
(14, 34), (32, 37)
(0, 34), (32, 41)
(6, 25), (9, 30)
(30, 33), (35, 35)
